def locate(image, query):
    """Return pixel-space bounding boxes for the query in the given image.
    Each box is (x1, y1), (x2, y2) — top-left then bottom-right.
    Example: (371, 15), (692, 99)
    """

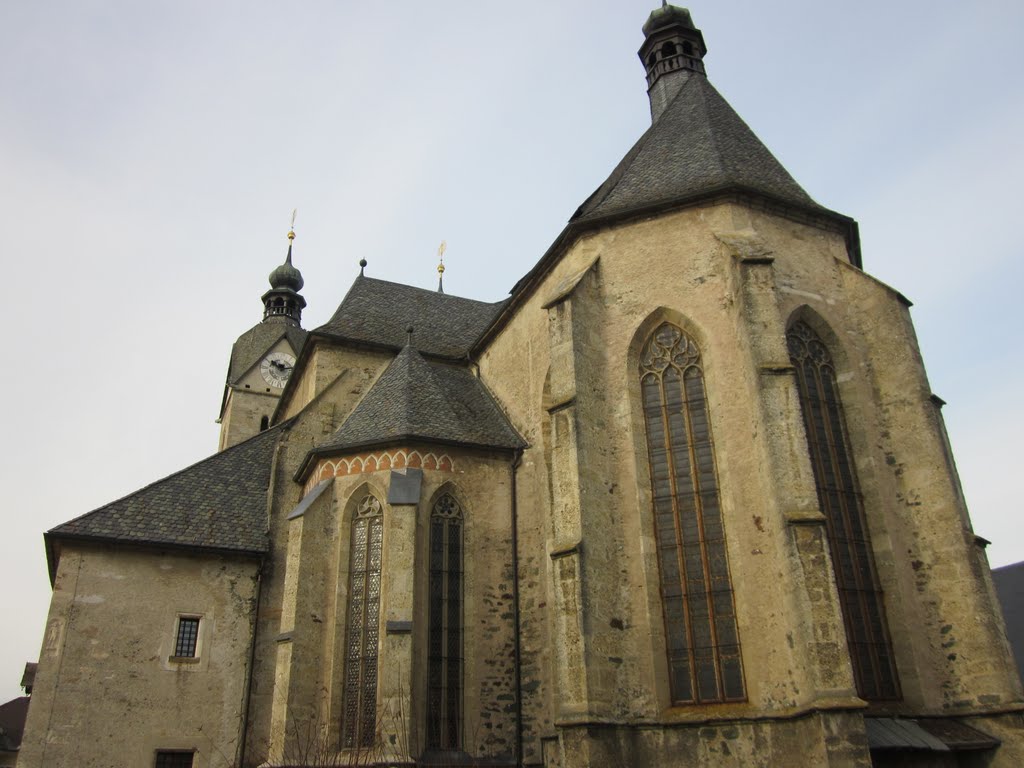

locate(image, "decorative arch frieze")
(304, 449), (455, 495)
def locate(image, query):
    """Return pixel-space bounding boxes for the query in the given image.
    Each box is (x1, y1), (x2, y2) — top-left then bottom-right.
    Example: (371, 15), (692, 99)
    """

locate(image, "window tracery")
(639, 322), (745, 704)
(342, 493), (384, 747)
(427, 492), (463, 750)
(787, 320), (900, 700)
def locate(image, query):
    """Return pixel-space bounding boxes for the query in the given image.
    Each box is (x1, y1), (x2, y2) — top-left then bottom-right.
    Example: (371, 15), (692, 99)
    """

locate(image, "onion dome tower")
(639, 2), (708, 121)
(262, 229), (306, 325)
(217, 225), (309, 450)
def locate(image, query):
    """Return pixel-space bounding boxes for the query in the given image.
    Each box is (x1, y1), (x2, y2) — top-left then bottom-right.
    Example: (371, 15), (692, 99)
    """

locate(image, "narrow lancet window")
(427, 493), (463, 751)
(639, 322), (745, 704)
(342, 493), (384, 748)
(787, 320), (900, 700)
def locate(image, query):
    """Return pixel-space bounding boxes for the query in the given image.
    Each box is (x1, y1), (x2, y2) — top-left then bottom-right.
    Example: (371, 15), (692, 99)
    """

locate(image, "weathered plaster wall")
(19, 547), (259, 768)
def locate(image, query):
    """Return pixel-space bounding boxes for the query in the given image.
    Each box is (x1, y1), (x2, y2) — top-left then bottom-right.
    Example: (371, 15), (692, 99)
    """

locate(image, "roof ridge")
(393, 347), (424, 428)
(692, 76), (729, 183)
(356, 274), (505, 307)
(314, 274), (509, 359)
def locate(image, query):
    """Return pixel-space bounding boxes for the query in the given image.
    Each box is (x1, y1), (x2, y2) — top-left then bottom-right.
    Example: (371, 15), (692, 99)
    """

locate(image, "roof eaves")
(44, 531), (266, 585)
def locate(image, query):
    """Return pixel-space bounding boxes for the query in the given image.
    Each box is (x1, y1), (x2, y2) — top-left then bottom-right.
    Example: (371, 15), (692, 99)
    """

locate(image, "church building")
(18, 6), (1024, 767)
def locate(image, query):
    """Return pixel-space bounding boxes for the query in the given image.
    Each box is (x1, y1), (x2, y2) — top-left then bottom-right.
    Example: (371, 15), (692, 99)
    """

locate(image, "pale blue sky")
(1, 0), (1022, 700)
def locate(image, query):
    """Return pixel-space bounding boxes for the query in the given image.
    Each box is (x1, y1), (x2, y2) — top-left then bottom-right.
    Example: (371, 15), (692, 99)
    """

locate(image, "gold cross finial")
(437, 240), (446, 293)
(288, 208), (297, 241)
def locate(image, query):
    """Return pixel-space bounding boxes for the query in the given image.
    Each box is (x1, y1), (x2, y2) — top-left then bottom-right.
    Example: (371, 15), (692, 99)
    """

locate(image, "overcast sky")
(1, 0), (1022, 701)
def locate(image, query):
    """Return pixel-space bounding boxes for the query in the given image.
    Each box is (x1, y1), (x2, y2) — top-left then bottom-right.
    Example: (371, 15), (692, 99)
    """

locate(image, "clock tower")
(217, 229), (308, 451)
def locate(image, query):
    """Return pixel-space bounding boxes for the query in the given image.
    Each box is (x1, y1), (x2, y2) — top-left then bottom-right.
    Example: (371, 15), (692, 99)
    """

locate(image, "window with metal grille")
(639, 322), (745, 704)
(427, 492), (463, 751)
(154, 751), (194, 768)
(173, 617), (200, 658)
(342, 493), (383, 748)
(787, 320), (900, 700)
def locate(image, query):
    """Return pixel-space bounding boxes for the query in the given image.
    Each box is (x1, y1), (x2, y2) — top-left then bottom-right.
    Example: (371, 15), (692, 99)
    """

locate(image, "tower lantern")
(262, 228), (306, 325)
(638, 4), (708, 122)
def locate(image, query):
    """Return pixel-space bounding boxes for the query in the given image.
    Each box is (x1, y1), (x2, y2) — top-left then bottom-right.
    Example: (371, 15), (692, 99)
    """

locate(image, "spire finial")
(406, 325), (414, 346)
(286, 209), (296, 263)
(359, 258), (367, 276)
(264, 210), (306, 325)
(437, 240), (447, 294)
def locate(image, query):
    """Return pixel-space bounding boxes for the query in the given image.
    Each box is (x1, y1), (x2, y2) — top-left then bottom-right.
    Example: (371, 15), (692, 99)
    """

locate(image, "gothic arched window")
(342, 493), (384, 748)
(639, 322), (745, 704)
(787, 320), (900, 700)
(427, 493), (463, 751)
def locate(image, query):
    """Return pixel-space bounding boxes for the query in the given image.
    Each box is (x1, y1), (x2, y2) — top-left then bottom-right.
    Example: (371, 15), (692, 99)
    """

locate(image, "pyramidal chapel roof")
(315, 345), (525, 456)
(573, 72), (821, 223)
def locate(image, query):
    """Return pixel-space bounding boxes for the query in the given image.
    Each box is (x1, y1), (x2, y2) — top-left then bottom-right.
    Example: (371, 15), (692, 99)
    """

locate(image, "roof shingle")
(48, 424), (284, 555)
(573, 72), (820, 223)
(316, 346), (524, 454)
(314, 276), (507, 360)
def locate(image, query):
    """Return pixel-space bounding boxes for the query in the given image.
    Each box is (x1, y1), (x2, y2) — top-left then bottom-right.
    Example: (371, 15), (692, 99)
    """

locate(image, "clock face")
(260, 352), (296, 389)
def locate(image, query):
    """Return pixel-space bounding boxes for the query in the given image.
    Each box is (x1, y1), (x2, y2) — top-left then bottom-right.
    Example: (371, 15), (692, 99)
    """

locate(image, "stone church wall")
(477, 199), (1024, 765)
(242, 341), (520, 765)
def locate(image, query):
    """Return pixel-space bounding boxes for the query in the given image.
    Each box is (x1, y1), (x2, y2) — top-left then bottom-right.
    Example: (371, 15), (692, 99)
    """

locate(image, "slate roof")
(572, 72), (821, 223)
(314, 276), (508, 360)
(48, 424), (284, 558)
(0, 696), (29, 754)
(992, 561), (1024, 676)
(314, 346), (524, 455)
(228, 318), (307, 385)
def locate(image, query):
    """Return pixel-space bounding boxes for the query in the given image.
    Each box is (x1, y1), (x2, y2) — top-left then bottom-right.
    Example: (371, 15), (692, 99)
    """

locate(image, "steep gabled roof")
(311, 346), (524, 459)
(314, 276), (508, 360)
(573, 72), (821, 223)
(47, 424), (285, 563)
(474, 72), (859, 354)
(227, 320), (307, 385)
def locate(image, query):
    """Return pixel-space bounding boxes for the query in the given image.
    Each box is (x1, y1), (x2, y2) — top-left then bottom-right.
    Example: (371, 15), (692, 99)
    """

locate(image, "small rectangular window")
(155, 751), (194, 768)
(174, 617), (200, 658)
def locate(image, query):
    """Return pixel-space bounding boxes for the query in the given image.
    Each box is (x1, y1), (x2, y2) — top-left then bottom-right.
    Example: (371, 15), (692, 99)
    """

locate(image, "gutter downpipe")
(236, 558), (264, 768)
(239, 431), (287, 767)
(510, 448), (525, 767)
